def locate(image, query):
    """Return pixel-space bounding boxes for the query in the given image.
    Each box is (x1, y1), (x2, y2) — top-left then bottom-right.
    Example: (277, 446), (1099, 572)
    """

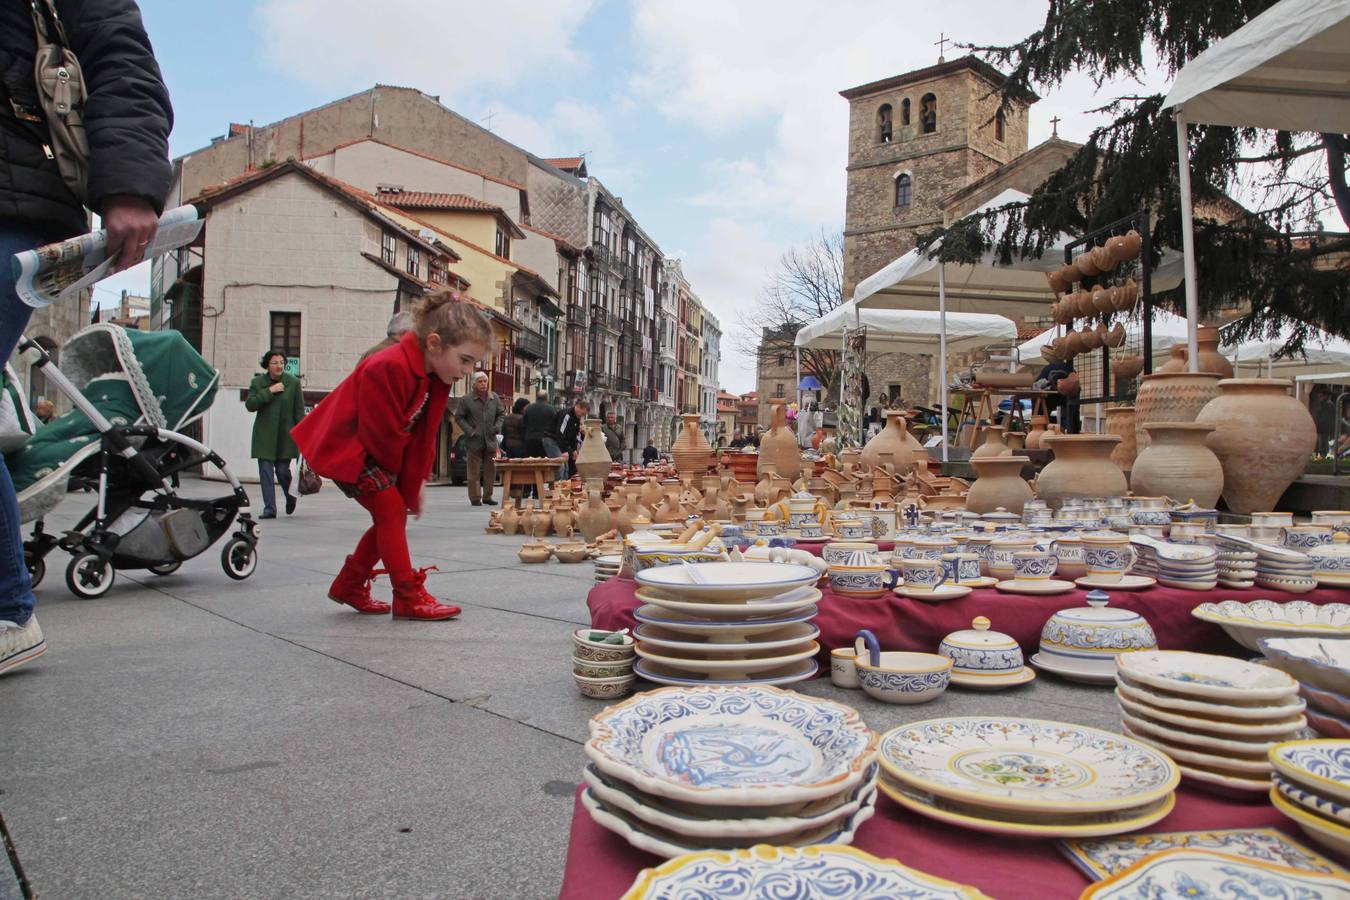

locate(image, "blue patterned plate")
(1269, 739), (1350, 805)
(1059, 827), (1347, 880)
(620, 845), (990, 899)
(1080, 848), (1349, 899)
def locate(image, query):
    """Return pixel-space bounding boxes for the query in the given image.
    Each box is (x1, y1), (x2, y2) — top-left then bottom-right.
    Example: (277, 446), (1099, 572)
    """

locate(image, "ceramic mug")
(830, 647), (861, 689)
(988, 539), (1036, 580)
(941, 552), (982, 586)
(1082, 537), (1136, 582)
(902, 558), (949, 593)
(822, 542), (879, 566)
(908, 539), (951, 561)
(1168, 522), (1208, 545)
(798, 522), (824, 539)
(828, 564), (900, 598)
(1281, 525), (1333, 550)
(1011, 550), (1057, 582)
(756, 520), (782, 537)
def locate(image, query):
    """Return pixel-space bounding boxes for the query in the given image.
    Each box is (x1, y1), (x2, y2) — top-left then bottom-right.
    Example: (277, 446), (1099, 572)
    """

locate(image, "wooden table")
(496, 457), (565, 502)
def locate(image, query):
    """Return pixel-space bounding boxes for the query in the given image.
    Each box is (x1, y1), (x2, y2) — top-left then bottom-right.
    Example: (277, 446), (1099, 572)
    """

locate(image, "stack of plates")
(875, 716), (1180, 838)
(1216, 550), (1257, 588)
(1115, 650), (1305, 796)
(1261, 637), (1350, 738)
(1268, 740), (1350, 859)
(632, 562), (823, 686)
(583, 685), (879, 858)
(1129, 536), (1217, 590)
(594, 555), (622, 583)
(1214, 535), (1317, 593)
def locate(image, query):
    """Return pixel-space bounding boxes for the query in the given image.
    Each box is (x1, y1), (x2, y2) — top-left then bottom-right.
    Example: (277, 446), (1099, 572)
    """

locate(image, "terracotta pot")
(757, 401), (800, 479)
(1037, 435), (1128, 509)
(1024, 415), (1049, 450)
(1157, 344), (1187, 374)
(1095, 322), (1111, 349)
(1106, 323), (1126, 348)
(860, 410), (921, 475)
(1106, 233), (1130, 264)
(552, 500), (575, 537)
(972, 425), (1012, 459)
(1047, 269), (1070, 295)
(671, 413), (713, 481)
(1195, 324), (1234, 378)
(1113, 354), (1144, 382)
(1117, 278), (1138, 308)
(654, 488), (683, 524)
(1041, 343), (1063, 364)
(1130, 422), (1223, 508)
(639, 475), (664, 511)
(1064, 330), (1086, 356)
(615, 493), (644, 535)
(500, 502), (520, 535)
(967, 455), (1034, 514)
(1090, 244), (1116, 273)
(1133, 372), (1221, 452)
(1079, 325), (1101, 351)
(1058, 371), (1081, 397)
(1005, 431), (1026, 451)
(1074, 251), (1100, 279)
(1195, 378), (1316, 515)
(1074, 290), (1097, 318)
(577, 489), (612, 542)
(1091, 287), (1113, 314)
(1052, 300), (1071, 325)
(1121, 229), (1143, 260)
(1104, 406), (1137, 472)
(529, 505), (552, 537)
(575, 419), (612, 481)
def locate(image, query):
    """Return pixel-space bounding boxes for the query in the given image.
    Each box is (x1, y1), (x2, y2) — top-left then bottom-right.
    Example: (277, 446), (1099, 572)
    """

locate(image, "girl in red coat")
(293, 291), (493, 620)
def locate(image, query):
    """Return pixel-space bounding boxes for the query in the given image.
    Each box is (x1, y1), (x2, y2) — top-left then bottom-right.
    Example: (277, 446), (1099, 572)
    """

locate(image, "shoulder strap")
(32, 0), (71, 49)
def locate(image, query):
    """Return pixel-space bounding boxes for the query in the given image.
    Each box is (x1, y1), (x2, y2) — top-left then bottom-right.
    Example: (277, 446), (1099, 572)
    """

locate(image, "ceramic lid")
(1051, 590), (1147, 626)
(981, 508), (1021, 522)
(941, 616), (1019, 651)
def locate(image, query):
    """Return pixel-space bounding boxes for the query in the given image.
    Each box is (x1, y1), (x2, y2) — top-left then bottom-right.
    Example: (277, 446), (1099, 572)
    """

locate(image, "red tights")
(349, 488), (411, 577)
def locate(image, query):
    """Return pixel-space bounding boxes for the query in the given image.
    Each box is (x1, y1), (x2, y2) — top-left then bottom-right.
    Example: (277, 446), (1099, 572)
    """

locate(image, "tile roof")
(543, 156), (584, 170)
(376, 190), (502, 212)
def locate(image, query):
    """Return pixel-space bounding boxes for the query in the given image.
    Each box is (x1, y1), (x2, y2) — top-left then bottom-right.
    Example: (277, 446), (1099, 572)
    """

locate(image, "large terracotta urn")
(971, 425), (1012, 459)
(859, 410), (921, 474)
(1133, 372), (1221, 452)
(1130, 422), (1223, 508)
(575, 419), (612, 480)
(577, 488), (613, 543)
(671, 414), (713, 481)
(967, 455), (1034, 514)
(757, 401), (801, 480)
(1195, 378), (1316, 514)
(1037, 435), (1128, 509)
(1104, 406), (1137, 472)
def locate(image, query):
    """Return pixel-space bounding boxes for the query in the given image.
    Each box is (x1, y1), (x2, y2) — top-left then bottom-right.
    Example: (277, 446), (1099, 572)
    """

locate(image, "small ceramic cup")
(941, 552), (982, 586)
(1281, 525), (1333, 550)
(1012, 550), (1057, 582)
(798, 522), (824, 539)
(833, 517), (868, 540)
(902, 558), (949, 593)
(830, 647), (861, 689)
(1082, 534), (1136, 582)
(828, 564), (900, 598)
(756, 519), (782, 537)
(908, 538), (951, 561)
(823, 541), (879, 567)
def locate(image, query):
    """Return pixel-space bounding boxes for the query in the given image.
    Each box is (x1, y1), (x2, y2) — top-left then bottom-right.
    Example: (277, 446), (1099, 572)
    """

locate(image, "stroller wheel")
(25, 550), (46, 588)
(221, 537), (257, 580)
(66, 553), (116, 599)
(147, 561), (183, 576)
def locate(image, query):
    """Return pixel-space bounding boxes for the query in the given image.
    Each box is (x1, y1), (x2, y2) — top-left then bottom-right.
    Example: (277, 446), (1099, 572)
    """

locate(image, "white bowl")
(855, 652), (952, 705)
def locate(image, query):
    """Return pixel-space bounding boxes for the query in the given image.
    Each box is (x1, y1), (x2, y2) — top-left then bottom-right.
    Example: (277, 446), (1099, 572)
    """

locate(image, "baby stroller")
(8, 324), (259, 598)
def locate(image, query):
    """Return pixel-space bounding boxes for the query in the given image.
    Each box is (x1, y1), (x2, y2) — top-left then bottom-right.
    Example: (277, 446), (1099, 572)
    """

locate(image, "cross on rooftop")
(935, 32), (950, 62)
(481, 109), (496, 131)
(1050, 115), (1061, 137)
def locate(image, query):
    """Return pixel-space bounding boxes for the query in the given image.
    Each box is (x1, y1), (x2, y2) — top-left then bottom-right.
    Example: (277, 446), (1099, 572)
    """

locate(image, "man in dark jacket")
(522, 391), (557, 457)
(453, 372), (505, 505)
(601, 411), (624, 462)
(1, 0), (172, 677)
(553, 398), (589, 478)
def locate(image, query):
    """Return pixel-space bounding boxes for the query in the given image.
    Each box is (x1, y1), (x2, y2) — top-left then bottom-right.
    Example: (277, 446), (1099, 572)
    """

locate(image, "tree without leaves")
(917, 0), (1350, 357)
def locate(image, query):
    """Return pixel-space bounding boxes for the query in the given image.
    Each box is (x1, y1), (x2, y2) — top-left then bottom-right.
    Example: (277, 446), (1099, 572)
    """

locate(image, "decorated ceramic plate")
(635, 562), (821, 601)
(586, 684), (878, 806)
(1260, 638), (1350, 696)
(633, 657), (819, 688)
(1029, 652), (1117, 685)
(1115, 650), (1298, 702)
(1058, 827), (1347, 881)
(1169, 759), (1275, 796)
(876, 775), (1175, 838)
(1121, 723), (1271, 775)
(1118, 709), (1288, 757)
(633, 603), (819, 634)
(1079, 848), (1350, 900)
(1274, 773), (1350, 825)
(633, 641), (820, 673)
(635, 587), (822, 618)
(1302, 682), (1350, 720)
(1115, 689), (1307, 738)
(876, 717), (1178, 814)
(619, 844), (992, 900)
(633, 622), (820, 654)
(1269, 790), (1350, 863)
(1269, 739), (1350, 805)
(1115, 674), (1306, 720)
(1192, 600), (1350, 651)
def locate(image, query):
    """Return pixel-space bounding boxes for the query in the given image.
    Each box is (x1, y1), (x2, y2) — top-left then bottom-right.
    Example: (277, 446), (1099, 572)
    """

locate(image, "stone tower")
(840, 55), (1034, 296)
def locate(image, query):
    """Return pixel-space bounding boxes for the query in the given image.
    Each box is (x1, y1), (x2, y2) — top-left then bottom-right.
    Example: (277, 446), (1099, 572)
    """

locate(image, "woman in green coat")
(246, 350), (305, 518)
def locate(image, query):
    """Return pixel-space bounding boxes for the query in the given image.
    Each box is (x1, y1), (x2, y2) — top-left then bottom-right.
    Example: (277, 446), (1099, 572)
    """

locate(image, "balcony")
(515, 329), (548, 360)
(615, 375), (634, 396)
(589, 371), (614, 391)
(491, 371), (514, 398)
(567, 304), (586, 326)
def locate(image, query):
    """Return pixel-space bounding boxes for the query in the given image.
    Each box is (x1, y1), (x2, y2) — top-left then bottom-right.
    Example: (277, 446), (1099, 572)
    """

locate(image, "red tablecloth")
(558, 785), (1315, 900)
(588, 576), (1350, 660)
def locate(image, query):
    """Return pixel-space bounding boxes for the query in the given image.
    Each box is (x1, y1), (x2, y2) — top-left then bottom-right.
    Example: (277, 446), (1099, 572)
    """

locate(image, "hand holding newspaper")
(12, 204), (203, 308)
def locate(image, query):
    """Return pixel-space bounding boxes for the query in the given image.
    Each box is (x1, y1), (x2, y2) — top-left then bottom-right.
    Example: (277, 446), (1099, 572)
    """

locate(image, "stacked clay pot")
(1130, 422), (1224, 508)
(1195, 378), (1316, 514)
(1132, 372), (1221, 452)
(671, 413), (713, 481)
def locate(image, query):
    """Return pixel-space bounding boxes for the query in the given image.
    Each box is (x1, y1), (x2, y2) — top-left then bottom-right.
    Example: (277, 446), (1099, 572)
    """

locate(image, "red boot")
(391, 567), (461, 621)
(327, 556), (392, 615)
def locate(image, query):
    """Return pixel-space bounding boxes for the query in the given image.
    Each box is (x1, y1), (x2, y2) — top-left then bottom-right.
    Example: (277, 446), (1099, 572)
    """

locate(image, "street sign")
(284, 357), (300, 377)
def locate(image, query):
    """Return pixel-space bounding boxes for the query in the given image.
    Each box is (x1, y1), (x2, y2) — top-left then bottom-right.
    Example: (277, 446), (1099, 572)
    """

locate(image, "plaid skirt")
(335, 457), (397, 498)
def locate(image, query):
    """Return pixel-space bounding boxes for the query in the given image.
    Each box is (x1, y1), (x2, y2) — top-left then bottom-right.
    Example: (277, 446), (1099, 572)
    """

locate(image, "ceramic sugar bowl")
(938, 616), (1034, 690)
(1032, 591), (1157, 684)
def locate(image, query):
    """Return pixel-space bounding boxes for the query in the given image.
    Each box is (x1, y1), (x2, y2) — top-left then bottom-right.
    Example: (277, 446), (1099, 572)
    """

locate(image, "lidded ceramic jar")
(939, 616), (1028, 689)
(1036, 591), (1157, 680)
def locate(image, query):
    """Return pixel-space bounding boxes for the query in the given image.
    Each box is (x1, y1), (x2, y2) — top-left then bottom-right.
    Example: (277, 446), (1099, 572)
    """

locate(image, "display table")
(558, 785), (1309, 899)
(588, 576), (1350, 659)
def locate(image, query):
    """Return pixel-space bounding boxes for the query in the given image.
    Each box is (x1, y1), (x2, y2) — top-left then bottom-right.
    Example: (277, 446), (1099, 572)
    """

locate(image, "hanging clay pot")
(1195, 378), (1316, 515)
(1104, 406), (1138, 473)
(757, 401), (801, 480)
(500, 502), (520, 536)
(972, 425), (1012, 459)
(1080, 324), (1102, 352)
(1095, 321), (1111, 349)
(1037, 435), (1128, 509)
(1057, 263), (1080, 290)
(967, 455), (1034, 514)
(639, 476), (664, 512)
(1133, 371), (1221, 452)
(577, 488), (612, 543)
(574, 418), (612, 481)
(1113, 355), (1144, 384)
(616, 493), (644, 535)
(1121, 229), (1143, 260)
(1074, 251), (1100, 279)
(1090, 244), (1116, 273)
(671, 413), (714, 481)
(1047, 269), (1069, 295)
(1106, 232), (1131, 264)
(860, 410), (921, 475)
(1058, 371), (1081, 397)
(1024, 415), (1049, 450)
(1130, 422), (1223, 508)
(1091, 286), (1113, 314)
(1106, 323), (1126, 348)
(1074, 290), (1097, 318)
(1194, 324), (1234, 378)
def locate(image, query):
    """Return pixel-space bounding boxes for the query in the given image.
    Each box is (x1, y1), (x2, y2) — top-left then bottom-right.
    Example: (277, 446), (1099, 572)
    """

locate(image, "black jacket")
(554, 408), (585, 452)
(0, 0), (174, 236)
(522, 400), (556, 442)
(501, 412), (525, 455)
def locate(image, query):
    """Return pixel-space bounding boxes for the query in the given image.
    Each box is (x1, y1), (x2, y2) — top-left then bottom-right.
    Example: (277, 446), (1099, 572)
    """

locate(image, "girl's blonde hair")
(410, 289), (496, 351)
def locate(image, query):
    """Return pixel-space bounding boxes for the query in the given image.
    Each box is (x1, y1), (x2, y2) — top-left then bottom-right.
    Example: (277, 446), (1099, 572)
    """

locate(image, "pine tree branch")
(1324, 134), (1350, 228)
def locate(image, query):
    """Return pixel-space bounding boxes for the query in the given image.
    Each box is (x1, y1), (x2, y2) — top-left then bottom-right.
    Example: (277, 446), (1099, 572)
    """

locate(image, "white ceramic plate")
(1121, 723), (1271, 774)
(896, 584), (973, 601)
(632, 622), (820, 654)
(1115, 675), (1306, 720)
(1074, 574), (1157, 590)
(1030, 652), (1116, 685)
(1169, 760), (1272, 796)
(993, 578), (1077, 595)
(634, 641), (820, 674)
(1116, 650), (1298, 702)
(1270, 788), (1350, 859)
(1059, 826), (1347, 881)
(1260, 638), (1350, 696)
(635, 562), (821, 601)
(1119, 708), (1286, 756)
(635, 587), (822, 618)
(877, 717), (1178, 814)
(634, 657), (820, 688)
(1078, 848), (1350, 900)
(1269, 740), (1350, 806)
(633, 604), (819, 634)
(1115, 689), (1307, 737)
(1274, 773), (1350, 826)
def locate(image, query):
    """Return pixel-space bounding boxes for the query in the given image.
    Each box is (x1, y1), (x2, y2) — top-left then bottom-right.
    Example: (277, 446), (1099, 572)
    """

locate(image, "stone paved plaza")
(1, 479), (1120, 899)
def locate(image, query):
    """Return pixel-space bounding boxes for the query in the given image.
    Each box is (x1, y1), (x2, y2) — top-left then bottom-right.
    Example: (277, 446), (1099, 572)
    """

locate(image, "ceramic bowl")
(632, 546), (725, 572)
(1192, 600), (1350, 652)
(634, 562), (821, 602)
(1036, 591), (1157, 679)
(573, 655), (635, 679)
(821, 541), (879, 567)
(854, 630), (951, 704)
(1259, 638), (1350, 695)
(827, 564), (900, 598)
(573, 628), (637, 662)
(575, 672), (637, 699)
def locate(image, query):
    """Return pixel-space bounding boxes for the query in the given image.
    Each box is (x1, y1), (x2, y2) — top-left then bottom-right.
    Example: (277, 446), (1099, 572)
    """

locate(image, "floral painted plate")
(1079, 848), (1350, 899)
(1059, 827), (1347, 881)
(619, 844), (991, 900)
(877, 717), (1178, 814)
(1115, 650), (1298, 702)
(1269, 739), (1350, 805)
(586, 684), (878, 806)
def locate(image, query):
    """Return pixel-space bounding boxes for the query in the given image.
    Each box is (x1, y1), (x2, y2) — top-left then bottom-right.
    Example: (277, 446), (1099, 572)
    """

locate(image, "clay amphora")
(1133, 372), (1221, 452)
(1024, 415), (1048, 450)
(1195, 378), (1316, 514)
(552, 500), (575, 537)
(1194, 324), (1235, 378)
(860, 410), (921, 475)
(757, 401), (801, 479)
(1157, 344), (1188, 374)
(639, 476), (663, 512)
(971, 425), (1012, 459)
(577, 489), (612, 543)
(500, 502), (520, 535)
(671, 413), (713, 481)
(966, 455), (1034, 514)
(654, 489), (683, 524)
(575, 419), (612, 481)
(1104, 406), (1137, 472)
(1037, 435), (1128, 509)
(616, 493), (644, 535)
(529, 504), (552, 537)
(1130, 422), (1223, 508)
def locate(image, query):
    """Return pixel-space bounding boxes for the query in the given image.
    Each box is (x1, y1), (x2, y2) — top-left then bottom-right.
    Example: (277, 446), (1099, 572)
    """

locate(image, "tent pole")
(1175, 113), (1201, 374)
(795, 348), (802, 432)
(939, 263), (949, 463)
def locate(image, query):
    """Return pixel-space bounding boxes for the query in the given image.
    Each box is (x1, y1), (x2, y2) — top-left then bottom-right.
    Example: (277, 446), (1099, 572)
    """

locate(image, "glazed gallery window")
(895, 174), (913, 208)
(495, 228), (511, 259)
(270, 311), (302, 360)
(774, 382), (785, 398)
(381, 231), (396, 265)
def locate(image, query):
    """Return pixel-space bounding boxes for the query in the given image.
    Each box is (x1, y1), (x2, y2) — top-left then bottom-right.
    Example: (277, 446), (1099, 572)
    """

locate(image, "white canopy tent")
(1162, 0), (1350, 373)
(1224, 321), (1350, 379)
(795, 302), (1017, 355)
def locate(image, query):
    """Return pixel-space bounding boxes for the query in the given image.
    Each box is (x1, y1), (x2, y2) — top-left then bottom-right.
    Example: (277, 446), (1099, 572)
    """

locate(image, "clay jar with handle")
(615, 493), (644, 535)
(1129, 422), (1224, 508)
(574, 418), (613, 481)
(971, 425), (1012, 459)
(1104, 406), (1137, 473)
(860, 410), (921, 475)
(1156, 344), (1188, 374)
(639, 475), (664, 512)
(1036, 434), (1128, 509)
(1024, 415), (1049, 450)
(966, 455), (1034, 514)
(671, 413), (713, 482)
(1132, 371), (1221, 453)
(1194, 324), (1234, 378)
(1195, 378), (1317, 515)
(576, 488), (612, 542)
(757, 400), (801, 480)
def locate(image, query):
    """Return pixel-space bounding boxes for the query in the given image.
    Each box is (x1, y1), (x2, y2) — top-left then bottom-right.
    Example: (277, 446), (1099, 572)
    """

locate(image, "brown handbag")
(31, 0), (91, 204)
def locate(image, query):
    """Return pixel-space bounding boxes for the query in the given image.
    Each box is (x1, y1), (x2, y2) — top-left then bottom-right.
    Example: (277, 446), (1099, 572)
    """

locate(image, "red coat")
(292, 332), (450, 512)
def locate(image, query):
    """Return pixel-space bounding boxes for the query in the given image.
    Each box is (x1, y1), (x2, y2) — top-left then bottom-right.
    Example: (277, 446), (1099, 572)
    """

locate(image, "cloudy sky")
(111, 0), (1172, 391)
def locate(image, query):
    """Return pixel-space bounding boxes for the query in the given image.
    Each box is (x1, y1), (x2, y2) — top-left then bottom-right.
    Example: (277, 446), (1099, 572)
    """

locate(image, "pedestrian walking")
(501, 397), (528, 458)
(245, 350), (305, 519)
(522, 391), (557, 458)
(292, 290), (493, 621)
(453, 371), (504, 506)
(601, 411), (624, 462)
(1, 0), (173, 677)
(642, 441), (659, 465)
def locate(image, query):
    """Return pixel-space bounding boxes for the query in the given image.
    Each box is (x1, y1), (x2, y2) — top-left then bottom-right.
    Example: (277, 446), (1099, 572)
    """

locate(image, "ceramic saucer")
(1075, 574), (1157, 591)
(1030, 652), (1116, 685)
(995, 578), (1076, 595)
(950, 666), (1036, 691)
(1156, 576), (1219, 591)
(790, 536), (829, 545)
(953, 576), (999, 589)
(896, 584), (973, 602)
